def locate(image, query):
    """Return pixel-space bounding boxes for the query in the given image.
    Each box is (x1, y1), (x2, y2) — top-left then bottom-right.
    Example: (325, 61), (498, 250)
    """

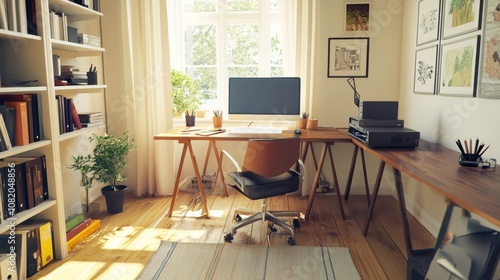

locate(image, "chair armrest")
(221, 150), (242, 172)
(290, 159), (305, 196)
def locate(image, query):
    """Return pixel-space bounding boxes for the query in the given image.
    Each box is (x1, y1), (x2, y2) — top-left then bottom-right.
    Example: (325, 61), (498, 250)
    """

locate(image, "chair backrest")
(242, 137), (300, 177)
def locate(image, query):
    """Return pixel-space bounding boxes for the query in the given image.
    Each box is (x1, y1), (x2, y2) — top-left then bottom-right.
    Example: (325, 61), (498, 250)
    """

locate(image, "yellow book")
(37, 221), (54, 267)
(67, 220), (101, 252)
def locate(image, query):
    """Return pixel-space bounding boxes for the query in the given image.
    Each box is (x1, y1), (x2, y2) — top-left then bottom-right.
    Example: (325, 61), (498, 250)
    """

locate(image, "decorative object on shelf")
(298, 112), (308, 129)
(69, 132), (136, 214)
(185, 111), (196, 127)
(327, 37), (370, 78)
(171, 70), (201, 116)
(212, 110), (223, 127)
(87, 64), (97, 85)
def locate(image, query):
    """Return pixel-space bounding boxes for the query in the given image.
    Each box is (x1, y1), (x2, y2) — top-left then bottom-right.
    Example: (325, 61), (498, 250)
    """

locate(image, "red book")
(70, 99), (82, 129)
(66, 218), (92, 241)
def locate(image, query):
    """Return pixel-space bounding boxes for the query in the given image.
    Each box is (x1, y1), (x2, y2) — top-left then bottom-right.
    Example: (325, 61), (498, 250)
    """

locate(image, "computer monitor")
(228, 77), (301, 121)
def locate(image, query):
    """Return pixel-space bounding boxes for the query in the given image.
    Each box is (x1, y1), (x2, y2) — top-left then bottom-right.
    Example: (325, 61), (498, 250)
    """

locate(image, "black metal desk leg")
(362, 161), (385, 235)
(393, 167), (413, 256)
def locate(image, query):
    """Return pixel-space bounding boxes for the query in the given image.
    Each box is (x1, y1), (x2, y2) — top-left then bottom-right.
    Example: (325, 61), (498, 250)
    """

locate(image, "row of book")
(65, 214), (100, 252)
(0, 94), (43, 152)
(0, 155), (48, 224)
(0, 0), (38, 35)
(0, 219), (54, 279)
(55, 95), (104, 135)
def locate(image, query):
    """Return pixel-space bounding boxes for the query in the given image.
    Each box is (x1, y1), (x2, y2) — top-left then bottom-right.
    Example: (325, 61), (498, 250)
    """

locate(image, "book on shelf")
(6, 0), (17, 32)
(3, 101), (29, 146)
(0, 229), (29, 280)
(0, 114), (10, 151)
(78, 111), (103, 118)
(69, 99), (82, 129)
(16, 0), (27, 34)
(0, 93), (42, 144)
(79, 115), (103, 123)
(26, 0), (37, 35)
(16, 219), (55, 270)
(0, 105), (15, 146)
(0, 0), (8, 30)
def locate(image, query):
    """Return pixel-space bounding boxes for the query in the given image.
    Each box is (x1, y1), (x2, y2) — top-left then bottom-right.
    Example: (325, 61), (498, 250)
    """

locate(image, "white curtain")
(282, 0), (320, 196)
(103, 0), (175, 197)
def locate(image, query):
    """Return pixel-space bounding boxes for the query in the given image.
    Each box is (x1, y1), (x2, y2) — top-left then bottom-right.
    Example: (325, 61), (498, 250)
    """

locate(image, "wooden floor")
(33, 190), (436, 280)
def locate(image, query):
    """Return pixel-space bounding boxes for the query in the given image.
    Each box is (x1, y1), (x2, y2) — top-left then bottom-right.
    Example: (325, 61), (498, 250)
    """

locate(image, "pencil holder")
(458, 155), (481, 167)
(87, 71), (98, 85)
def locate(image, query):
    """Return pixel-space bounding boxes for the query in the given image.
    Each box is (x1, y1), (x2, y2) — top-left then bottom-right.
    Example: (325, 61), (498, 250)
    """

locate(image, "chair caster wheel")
(235, 214), (242, 222)
(224, 233), (234, 242)
(287, 237), (296, 245)
(293, 218), (300, 228)
(269, 224), (278, 232)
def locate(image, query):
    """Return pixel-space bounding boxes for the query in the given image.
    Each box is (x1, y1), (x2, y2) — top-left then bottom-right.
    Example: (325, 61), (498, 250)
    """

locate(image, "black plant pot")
(101, 185), (127, 214)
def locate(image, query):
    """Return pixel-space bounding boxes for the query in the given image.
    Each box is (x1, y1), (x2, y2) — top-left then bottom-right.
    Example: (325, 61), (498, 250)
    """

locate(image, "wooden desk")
(344, 135), (500, 257)
(154, 127), (352, 218)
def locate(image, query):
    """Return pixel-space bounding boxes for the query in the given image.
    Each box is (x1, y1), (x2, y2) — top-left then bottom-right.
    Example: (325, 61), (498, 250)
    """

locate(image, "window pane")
(187, 67), (218, 107)
(184, 0), (216, 12)
(227, 0), (258, 11)
(185, 25), (217, 65)
(270, 23), (283, 67)
(269, 0), (279, 11)
(228, 67), (258, 77)
(227, 24), (259, 65)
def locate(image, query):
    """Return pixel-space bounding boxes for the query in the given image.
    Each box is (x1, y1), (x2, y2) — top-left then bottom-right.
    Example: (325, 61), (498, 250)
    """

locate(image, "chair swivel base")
(224, 208), (301, 245)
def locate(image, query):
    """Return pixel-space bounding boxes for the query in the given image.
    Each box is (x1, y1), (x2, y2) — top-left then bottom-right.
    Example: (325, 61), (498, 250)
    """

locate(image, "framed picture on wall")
(414, 45), (439, 94)
(416, 0), (441, 45)
(439, 35), (481, 97)
(327, 37), (370, 78)
(479, 0), (500, 98)
(345, 2), (370, 32)
(442, 0), (483, 39)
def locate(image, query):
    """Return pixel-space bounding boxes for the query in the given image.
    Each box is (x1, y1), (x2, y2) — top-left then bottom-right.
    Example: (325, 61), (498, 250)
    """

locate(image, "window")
(168, 0), (290, 114)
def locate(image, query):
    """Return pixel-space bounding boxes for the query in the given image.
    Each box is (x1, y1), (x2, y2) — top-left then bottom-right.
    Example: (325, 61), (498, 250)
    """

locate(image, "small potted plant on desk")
(70, 132), (136, 214)
(298, 112), (309, 129)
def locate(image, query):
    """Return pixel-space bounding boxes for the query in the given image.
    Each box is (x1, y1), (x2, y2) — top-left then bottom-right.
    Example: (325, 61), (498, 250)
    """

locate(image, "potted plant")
(171, 69), (201, 117)
(69, 132), (136, 214)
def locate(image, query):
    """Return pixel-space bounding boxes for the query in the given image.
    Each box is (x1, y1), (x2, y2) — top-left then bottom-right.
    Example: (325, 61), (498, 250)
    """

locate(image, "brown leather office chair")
(222, 137), (304, 245)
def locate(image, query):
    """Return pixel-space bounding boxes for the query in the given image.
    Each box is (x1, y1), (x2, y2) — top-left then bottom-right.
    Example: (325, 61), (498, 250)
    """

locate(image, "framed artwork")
(442, 0), (483, 39)
(416, 0), (441, 45)
(439, 35), (481, 97)
(345, 3), (370, 32)
(479, 0), (500, 98)
(327, 37), (370, 78)
(414, 45), (439, 94)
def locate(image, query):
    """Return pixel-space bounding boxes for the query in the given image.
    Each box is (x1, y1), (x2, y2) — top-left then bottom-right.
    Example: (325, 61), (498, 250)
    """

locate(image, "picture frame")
(345, 2), (370, 32)
(439, 35), (481, 97)
(479, 0), (500, 99)
(442, 0), (483, 39)
(416, 0), (441, 45)
(327, 37), (370, 78)
(414, 45), (439, 94)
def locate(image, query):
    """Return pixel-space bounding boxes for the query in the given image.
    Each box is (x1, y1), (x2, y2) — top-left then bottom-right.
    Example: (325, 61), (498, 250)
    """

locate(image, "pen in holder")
(458, 154), (482, 167)
(87, 71), (97, 85)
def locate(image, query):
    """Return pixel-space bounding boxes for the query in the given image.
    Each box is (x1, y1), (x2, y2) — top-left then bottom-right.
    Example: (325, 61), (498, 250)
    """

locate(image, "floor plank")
(33, 192), (436, 280)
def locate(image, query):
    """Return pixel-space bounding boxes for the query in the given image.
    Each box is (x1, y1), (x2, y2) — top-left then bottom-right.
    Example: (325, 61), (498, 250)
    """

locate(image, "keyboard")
(229, 127), (282, 134)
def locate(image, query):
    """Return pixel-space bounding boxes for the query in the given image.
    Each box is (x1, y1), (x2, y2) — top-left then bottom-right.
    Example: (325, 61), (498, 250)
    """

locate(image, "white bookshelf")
(0, 0), (106, 260)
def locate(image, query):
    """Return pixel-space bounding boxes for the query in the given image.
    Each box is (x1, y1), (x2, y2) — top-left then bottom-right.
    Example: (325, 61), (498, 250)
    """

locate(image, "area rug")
(139, 241), (360, 280)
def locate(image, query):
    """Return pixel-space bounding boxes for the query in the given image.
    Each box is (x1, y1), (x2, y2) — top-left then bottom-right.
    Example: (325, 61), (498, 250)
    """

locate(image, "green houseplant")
(69, 132), (136, 214)
(171, 69), (201, 117)
(69, 155), (94, 213)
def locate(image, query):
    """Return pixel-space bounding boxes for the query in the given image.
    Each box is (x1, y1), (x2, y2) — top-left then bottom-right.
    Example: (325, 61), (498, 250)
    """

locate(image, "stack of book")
(60, 65), (88, 85)
(78, 112), (104, 128)
(65, 214), (100, 252)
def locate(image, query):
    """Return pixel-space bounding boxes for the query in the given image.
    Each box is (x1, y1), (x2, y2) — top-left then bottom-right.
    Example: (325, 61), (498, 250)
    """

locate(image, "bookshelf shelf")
(0, 29), (41, 41)
(0, 86), (48, 93)
(58, 125), (105, 142)
(49, 0), (102, 17)
(0, 140), (52, 160)
(0, 200), (57, 233)
(52, 39), (104, 54)
(55, 84), (107, 92)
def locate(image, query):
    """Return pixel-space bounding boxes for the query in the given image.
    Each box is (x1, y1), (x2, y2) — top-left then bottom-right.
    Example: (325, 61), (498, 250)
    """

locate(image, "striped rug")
(139, 242), (360, 280)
